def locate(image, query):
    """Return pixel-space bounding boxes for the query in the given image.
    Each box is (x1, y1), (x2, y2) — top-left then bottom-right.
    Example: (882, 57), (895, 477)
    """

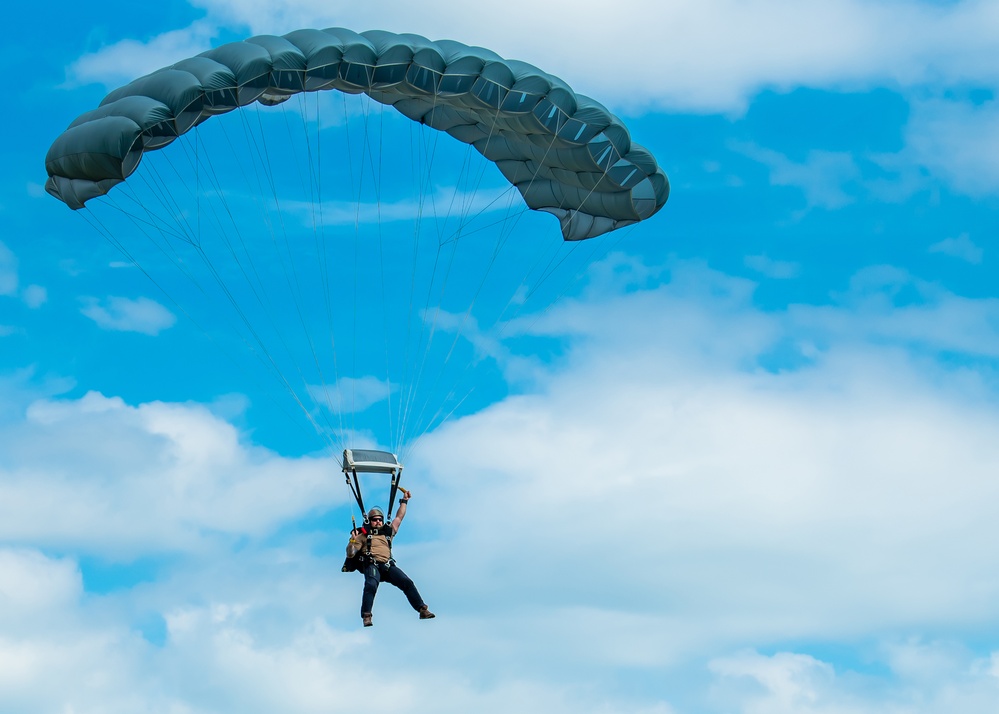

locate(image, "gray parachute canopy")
(45, 28), (669, 240)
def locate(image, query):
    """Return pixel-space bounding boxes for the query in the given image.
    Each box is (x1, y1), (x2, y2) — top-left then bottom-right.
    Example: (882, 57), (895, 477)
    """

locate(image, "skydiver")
(346, 491), (435, 627)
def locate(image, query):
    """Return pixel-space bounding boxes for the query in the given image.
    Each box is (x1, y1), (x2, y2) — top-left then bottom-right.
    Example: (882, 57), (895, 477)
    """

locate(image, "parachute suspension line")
(398, 122), (498, 442)
(498, 107), (625, 313)
(425, 228), (636, 455)
(280, 94), (339, 448)
(395, 98), (445, 452)
(127, 152), (200, 246)
(521, 134), (622, 304)
(398, 107), (511, 449)
(235, 104), (346, 449)
(79, 199), (328, 453)
(530, 225), (637, 329)
(181, 119), (332, 447)
(398, 103), (531, 454)
(395, 191), (465, 447)
(162, 132), (343, 451)
(390, 104), (430, 451)
(372, 100), (397, 453)
(301, 92), (349, 449)
(395, 113), (507, 450)
(145, 111), (342, 454)
(346, 93), (370, 439)
(402, 126), (583, 453)
(195, 116), (202, 246)
(282, 94), (351, 451)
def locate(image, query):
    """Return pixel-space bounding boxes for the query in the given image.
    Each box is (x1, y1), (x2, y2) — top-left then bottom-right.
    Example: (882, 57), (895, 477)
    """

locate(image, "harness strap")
(362, 529), (393, 560)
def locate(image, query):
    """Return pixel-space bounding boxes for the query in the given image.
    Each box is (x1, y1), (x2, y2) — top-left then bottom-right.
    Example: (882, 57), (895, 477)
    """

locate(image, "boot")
(362, 612), (373, 627)
(419, 605), (435, 620)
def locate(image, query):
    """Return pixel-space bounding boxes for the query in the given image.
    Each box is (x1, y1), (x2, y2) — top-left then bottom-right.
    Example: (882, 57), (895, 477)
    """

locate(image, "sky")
(3, 0), (999, 712)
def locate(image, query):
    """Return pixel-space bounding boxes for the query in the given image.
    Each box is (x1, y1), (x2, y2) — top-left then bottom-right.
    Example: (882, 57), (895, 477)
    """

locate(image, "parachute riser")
(345, 468), (366, 518)
(344, 466), (403, 522)
(341, 448), (405, 523)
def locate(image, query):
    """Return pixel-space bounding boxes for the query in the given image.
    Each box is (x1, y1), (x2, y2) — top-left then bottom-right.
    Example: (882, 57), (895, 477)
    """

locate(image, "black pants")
(360, 561), (426, 615)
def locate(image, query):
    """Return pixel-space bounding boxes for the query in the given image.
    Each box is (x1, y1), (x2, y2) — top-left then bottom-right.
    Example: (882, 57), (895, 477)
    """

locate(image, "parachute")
(45, 28), (668, 238)
(44, 28), (669, 475)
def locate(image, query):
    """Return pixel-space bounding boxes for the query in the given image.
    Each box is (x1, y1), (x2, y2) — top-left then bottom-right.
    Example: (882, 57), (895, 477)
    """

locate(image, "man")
(347, 490), (435, 627)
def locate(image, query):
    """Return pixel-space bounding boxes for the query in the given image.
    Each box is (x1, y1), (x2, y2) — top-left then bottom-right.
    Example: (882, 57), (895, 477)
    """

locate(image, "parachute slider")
(342, 448), (402, 474)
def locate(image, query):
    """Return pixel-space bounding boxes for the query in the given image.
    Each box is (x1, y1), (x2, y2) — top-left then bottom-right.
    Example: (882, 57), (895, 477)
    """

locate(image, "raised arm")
(391, 489), (411, 535)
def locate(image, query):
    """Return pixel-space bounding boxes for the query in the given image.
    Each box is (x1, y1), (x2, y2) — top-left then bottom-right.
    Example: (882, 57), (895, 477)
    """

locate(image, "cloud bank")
(6, 255), (998, 711)
(67, 0), (999, 113)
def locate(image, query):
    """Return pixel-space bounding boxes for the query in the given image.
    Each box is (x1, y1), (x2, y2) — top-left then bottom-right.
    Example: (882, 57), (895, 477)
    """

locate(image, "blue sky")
(3, 0), (999, 712)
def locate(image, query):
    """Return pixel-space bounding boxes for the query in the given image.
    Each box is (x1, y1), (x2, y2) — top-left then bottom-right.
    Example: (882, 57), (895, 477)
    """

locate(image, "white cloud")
(929, 233), (984, 264)
(745, 254), (801, 279)
(282, 184), (518, 227)
(20, 285), (47, 309)
(80, 296), (177, 335)
(308, 376), (395, 414)
(708, 645), (999, 714)
(0, 243), (48, 309)
(734, 143), (860, 209)
(905, 97), (999, 197)
(0, 549), (81, 621)
(0, 241), (17, 296)
(0, 391), (339, 557)
(67, 20), (219, 88)
(57, 1), (999, 207)
(405, 258), (999, 653)
(3, 257), (999, 711)
(66, 1), (999, 113)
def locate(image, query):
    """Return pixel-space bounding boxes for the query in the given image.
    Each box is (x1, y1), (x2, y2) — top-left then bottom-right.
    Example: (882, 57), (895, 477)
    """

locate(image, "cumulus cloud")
(0, 549), (81, 620)
(0, 545), (673, 714)
(0, 391), (339, 557)
(20, 285), (47, 308)
(64, 0), (999, 113)
(67, 20), (219, 88)
(404, 258), (999, 658)
(3, 257), (999, 711)
(281, 183), (518, 227)
(744, 254), (801, 279)
(733, 143), (861, 210)
(708, 645), (999, 714)
(929, 233), (984, 264)
(57, 0), (999, 208)
(80, 296), (176, 335)
(0, 241), (17, 296)
(308, 376), (395, 414)
(905, 96), (999, 197)
(0, 243), (48, 309)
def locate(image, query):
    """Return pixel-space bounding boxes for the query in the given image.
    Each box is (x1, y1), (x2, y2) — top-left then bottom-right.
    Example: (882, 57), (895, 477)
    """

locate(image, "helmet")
(367, 507), (384, 521)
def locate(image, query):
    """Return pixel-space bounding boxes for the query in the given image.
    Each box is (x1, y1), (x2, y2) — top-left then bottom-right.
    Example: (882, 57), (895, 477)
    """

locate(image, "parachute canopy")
(45, 28), (669, 240)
